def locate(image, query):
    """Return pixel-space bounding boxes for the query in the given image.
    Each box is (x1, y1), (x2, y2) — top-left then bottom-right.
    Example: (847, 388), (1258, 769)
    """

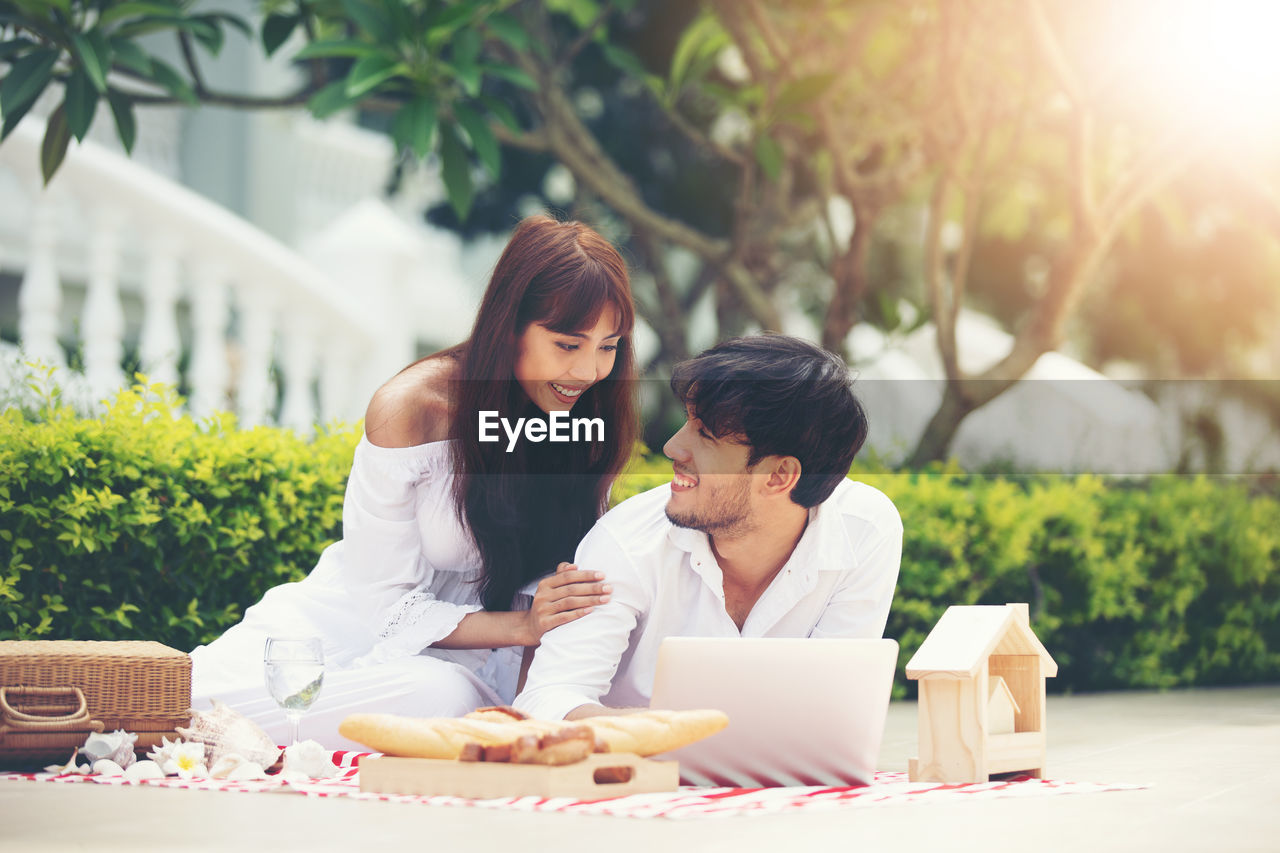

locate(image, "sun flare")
(1105, 0), (1280, 143)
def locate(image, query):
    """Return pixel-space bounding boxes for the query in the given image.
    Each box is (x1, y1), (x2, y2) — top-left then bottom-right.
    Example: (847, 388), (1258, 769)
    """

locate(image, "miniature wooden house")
(906, 603), (1057, 783)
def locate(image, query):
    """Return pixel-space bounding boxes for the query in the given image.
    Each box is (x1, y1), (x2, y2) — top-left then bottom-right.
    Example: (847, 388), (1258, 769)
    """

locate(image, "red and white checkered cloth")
(1, 751), (1142, 819)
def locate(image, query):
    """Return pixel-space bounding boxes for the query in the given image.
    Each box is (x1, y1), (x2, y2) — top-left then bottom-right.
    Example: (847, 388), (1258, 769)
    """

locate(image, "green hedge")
(3, 387), (1278, 695)
(1, 384), (354, 651)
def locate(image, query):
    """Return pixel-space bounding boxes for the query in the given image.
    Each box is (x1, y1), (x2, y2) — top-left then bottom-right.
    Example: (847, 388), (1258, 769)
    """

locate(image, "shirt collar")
(666, 480), (853, 591)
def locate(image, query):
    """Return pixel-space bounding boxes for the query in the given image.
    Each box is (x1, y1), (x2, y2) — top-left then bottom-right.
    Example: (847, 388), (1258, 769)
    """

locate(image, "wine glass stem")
(286, 712), (302, 746)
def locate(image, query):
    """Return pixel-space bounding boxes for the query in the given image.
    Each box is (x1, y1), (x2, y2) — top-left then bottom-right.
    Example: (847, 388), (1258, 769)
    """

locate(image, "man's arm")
(513, 523), (650, 720)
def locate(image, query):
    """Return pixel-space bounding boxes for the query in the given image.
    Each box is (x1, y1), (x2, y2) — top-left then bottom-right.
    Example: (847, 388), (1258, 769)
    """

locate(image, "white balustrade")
(318, 336), (359, 428)
(235, 284), (277, 428)
(188, 260), (231, 419)
(17, 189), (65, 368)
(279, 312), (319, 432)
(138, 232), (183, 388)
(81, 209), (126, 401)
(0, 115), (395, 429)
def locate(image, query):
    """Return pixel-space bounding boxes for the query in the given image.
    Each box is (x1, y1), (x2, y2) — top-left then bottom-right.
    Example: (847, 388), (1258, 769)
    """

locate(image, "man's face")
(662, 410), (758, 536)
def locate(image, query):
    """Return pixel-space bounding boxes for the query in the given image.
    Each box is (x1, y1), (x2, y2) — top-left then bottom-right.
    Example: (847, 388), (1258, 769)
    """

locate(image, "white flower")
(163, 741), (208, 780)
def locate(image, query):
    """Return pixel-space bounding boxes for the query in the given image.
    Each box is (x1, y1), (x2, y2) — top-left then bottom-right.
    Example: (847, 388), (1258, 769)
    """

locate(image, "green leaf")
(345, 54), (404, 98)
(340, 0), (395, 43)
(668, 12), (727, 100)
(148, 58), (198, 105)
(755, 133), (783, 181)
(430, 1), (479, 33)
(546, 0), (599, 30)
(261, 13), (299, 57)
(109, 38), (152, 76)
(453, 101), (499, 179)
(0, 47), (59, 121)
(41, 103), (71, 185)
(478, 93), (520, 133)
(438, 121), (474, 221)
(391, 97), (437, 160)
(189, 16), (225, 56)
(602, 43), (646, 78)
(70, 30), (112, 94)
(775, 72), (838, 114)
(307, 78), (359, 119)
(452, 27), (481, 70)
(0, 38), (37, 61)
(450, 61), (481, 98)
(98, 2), (182, 28)
(293, 39), (381, 61)
(64, 66), (99, 141)
(207, 12), (252, 39)
(479, 63), (536, 91)
(485, 13), (528, 53)
(106, 89), (137, 153)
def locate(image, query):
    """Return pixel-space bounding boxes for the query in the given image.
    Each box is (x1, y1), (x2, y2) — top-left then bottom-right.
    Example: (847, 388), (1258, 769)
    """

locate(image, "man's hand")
(522, 562), (611, 646)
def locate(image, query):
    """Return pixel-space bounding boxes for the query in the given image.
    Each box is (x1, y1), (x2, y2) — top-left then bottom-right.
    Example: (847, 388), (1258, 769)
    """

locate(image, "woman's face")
(514, 307), (623, 413)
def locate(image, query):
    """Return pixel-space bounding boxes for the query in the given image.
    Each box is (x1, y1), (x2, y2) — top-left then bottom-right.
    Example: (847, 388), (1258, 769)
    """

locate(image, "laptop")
(648, 636), (898, 788)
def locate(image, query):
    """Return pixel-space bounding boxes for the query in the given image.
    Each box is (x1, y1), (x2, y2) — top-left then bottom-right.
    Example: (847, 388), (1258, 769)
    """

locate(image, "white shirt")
(513, 478), (903, 720)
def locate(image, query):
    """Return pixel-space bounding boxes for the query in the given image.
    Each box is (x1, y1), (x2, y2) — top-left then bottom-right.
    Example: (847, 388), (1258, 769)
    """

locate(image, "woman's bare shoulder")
(364, 357), (458, 448)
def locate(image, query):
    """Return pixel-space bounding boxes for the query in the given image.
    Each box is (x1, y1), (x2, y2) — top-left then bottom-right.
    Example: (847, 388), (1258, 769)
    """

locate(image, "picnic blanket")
(1, 751), (1142, 819)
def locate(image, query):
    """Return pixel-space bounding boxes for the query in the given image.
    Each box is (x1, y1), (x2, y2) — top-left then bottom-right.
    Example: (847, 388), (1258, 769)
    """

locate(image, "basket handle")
(0, 686), (105, 734)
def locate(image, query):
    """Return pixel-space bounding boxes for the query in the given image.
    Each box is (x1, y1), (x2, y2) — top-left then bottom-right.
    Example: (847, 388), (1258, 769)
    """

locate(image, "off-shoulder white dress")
(189, 436), (529, 750)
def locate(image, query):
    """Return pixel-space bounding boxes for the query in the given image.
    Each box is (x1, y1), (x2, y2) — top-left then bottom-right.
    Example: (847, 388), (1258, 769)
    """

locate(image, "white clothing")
(514, 479), (903, 721)
(190, 436), (529, 749)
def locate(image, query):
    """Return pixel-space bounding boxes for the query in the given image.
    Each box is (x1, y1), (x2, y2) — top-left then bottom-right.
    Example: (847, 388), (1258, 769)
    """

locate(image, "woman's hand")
(523, 562), (611, 646)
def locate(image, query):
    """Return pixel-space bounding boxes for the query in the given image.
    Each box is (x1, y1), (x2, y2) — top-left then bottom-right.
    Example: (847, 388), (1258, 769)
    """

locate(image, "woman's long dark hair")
(444, 215), (637, 610)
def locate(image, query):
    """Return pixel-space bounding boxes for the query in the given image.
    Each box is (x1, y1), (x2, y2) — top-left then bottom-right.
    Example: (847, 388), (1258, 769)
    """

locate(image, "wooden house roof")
(905, 604), (1058, 680)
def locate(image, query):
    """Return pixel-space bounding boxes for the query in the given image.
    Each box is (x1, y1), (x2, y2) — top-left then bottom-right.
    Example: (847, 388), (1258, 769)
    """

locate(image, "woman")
(190, 216), (638, 747)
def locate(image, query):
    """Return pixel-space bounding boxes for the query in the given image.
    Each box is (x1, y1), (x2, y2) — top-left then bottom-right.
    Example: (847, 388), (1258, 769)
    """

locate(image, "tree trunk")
(905, 380), (976, 467)
(821, 207), (876, 357)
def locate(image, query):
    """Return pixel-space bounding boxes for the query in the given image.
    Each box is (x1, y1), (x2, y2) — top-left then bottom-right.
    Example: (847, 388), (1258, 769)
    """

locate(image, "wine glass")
(263, 636), (325, 746)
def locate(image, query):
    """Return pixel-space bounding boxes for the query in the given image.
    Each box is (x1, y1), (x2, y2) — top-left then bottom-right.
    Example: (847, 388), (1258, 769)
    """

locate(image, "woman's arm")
(431, 563), (612, 650)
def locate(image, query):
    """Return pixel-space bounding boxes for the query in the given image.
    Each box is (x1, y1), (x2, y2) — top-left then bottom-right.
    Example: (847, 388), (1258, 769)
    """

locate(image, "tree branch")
(177, 31), (208, 97)
(924, 174), (963, 382)
(1025, 0), (1084, 107)
(555, 2), (612, 70)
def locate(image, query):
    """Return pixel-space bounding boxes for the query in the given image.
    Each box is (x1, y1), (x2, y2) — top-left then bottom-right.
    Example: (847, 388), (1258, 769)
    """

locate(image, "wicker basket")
(0, 640), (192, 766)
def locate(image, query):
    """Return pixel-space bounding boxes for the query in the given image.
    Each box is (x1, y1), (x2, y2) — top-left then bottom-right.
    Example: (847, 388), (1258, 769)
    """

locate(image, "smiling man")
(514, 334), (903, 721)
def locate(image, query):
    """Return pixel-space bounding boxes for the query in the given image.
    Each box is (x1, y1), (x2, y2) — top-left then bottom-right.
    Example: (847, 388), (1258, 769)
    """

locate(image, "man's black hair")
(669, 333), (869, 508)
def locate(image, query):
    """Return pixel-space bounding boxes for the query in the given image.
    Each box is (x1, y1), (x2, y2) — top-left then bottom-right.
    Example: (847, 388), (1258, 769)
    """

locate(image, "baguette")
(338, 707), (729, 761)
(574, 710), (729, 756)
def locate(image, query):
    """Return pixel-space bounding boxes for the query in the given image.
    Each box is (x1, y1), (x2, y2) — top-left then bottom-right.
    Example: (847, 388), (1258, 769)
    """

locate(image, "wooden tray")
(359, 752), (679, 799)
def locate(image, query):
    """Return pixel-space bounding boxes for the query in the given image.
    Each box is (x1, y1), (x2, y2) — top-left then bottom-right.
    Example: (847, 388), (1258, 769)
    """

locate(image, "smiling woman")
(189, 215), (638, 748)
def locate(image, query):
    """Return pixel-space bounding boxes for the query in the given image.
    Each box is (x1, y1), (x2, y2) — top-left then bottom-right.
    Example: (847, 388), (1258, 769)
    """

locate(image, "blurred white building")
(0, 19), (495, 428)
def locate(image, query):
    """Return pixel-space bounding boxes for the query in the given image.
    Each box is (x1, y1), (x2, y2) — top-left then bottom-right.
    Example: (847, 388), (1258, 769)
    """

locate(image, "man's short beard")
(665, 479), (753, 536)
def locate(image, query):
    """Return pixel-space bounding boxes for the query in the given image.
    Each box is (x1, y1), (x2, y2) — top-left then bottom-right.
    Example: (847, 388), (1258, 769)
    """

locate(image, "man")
(513, 334), (903, 721)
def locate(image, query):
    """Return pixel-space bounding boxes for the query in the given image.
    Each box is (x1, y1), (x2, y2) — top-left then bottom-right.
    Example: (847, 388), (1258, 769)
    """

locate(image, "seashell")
(209, 753), (268, 781)
(225, 762), (270, 782)
(177, 700), (281, 769)
(281, 739), (335, 780)
(147, 736), (181, 768)
(92, 759), (125, 776)
(81, 730), (138, 769)
(123, 760), (165, 782)
(44, 749), (89, 775)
